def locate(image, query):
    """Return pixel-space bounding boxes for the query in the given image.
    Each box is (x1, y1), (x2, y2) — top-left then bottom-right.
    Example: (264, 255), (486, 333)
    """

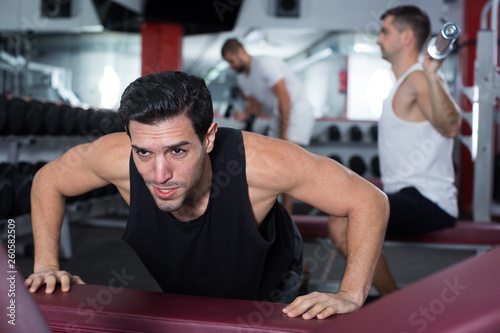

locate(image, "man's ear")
(204, 122), (218, 153)
(237, 47), (246, 58)
(401, 28), (415, 47)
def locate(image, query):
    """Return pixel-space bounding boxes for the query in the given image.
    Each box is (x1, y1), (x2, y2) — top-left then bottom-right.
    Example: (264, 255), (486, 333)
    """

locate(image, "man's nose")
(154, 157), (173, 184)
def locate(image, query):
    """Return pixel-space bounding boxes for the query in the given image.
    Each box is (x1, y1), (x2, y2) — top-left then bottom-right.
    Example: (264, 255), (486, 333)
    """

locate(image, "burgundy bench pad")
(292, 214), (500, 245)
(33, 285), (332, 333)
(314, 246), (500, 333)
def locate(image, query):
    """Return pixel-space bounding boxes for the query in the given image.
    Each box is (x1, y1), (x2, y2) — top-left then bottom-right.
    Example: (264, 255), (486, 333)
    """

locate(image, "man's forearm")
(338, 194), (389, 305)
(278, 104), (291, 136)
(426, 73), (461, 137)
(31, 168), (66, 271)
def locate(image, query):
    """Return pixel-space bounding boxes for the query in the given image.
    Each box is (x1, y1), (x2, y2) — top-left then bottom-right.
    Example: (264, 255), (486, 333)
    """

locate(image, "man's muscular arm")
(415, 54), (462, 138)
(244, 133), (389, 319)
(25, 133), (131, 293)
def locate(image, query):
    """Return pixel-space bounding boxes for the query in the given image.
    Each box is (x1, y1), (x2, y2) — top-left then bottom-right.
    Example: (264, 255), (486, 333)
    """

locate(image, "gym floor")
(13, 200), (478, 301)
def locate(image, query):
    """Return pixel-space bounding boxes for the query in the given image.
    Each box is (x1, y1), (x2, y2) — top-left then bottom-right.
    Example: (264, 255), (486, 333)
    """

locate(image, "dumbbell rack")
(1, 94), (128, 260)
(307, 119), (379, 178)
(0, 136), (64, 257)
(0, 136), (41, 256)
(1, 135), (129, 260)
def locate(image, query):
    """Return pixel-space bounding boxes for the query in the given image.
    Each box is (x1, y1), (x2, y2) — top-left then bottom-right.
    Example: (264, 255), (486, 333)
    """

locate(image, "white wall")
(298, 55), (346, 118)
(0, 0), (102, 33)
(31, 32), (141, 109)
(237, 0), (463, 34)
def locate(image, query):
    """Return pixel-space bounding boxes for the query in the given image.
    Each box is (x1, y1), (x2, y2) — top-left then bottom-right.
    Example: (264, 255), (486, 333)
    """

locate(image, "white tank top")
(378, 63), (458, 217)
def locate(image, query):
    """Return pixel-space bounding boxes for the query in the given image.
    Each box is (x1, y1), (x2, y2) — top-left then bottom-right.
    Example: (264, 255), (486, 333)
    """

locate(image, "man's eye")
(137, 150), (150, 157)
(172, 148), (185, 155)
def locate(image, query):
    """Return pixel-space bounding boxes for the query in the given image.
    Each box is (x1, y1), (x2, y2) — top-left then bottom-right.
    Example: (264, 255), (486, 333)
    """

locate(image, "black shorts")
(385, 187), (456, 239)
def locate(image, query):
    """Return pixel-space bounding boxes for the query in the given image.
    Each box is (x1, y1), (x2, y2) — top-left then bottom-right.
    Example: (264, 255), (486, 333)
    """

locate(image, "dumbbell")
(74, 107), (89, 135)
(369, 124), (378, 142)
(0, 179), (14, 219)
(35, 161), (47, 173)
(328, 125), (341, 141)
(349, 125), (363, 142)
(44, 102), (62, 135)
(113, 112), (125, 133)
(7, 98), (27, 135)
(371, 156), (380, 178)
(0, 163), (18, 219)
(349, 155), (366, 176)
(0, 162), (33, 217)
(13, 161), (47, 216)
(11, 173), (33, 216)
(24, 100), (45, 135)
(0, 162), (18, 180)
(223, 103), (234, 118)
(0, 95), (7, 134)
(60, 104), (77, 136)
(243, 114), (256, 132)
(17, 161), (38, 177)
(427, 22), (461, 60)
(86, 109), (104, 133)
(100, 110), (124, 134)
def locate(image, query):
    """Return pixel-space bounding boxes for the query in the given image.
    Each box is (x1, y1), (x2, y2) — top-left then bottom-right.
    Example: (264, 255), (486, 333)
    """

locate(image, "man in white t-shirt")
(222, 39), (315, 213)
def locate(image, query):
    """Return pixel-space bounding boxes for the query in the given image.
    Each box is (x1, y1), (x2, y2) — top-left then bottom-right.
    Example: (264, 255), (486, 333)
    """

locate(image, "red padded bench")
(292, 214), (500, 247)
(316, 245), (500, 332)
(28, 246), (500, 333)
(4, 240), (500, 333)
(33, 285), (332, 333)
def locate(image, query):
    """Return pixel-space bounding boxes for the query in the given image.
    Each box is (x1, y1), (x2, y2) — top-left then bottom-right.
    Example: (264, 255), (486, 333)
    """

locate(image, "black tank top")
(123, 128), (297, 301)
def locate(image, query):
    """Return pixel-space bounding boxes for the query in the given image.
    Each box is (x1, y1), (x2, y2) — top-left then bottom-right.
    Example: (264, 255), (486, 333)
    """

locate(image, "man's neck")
(391, 53), (419, 79)
(244, 56), (253, 76)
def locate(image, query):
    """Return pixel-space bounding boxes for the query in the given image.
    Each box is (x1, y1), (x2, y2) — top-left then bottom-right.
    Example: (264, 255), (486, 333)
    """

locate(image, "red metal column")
(141, 22), (183, 76)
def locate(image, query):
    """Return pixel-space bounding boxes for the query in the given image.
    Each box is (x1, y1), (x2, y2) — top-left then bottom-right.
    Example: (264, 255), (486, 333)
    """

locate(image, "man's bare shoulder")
(404, 70), (428, 94)
(242, 131), (297, 163)
(92, 132), (130, 149)
(75, 132), (131, 183)
(94, 132), (130, 164)
(242, 131), (316, 188)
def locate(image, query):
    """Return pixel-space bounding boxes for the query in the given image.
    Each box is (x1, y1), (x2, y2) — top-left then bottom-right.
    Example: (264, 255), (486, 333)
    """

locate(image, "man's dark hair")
(118, 71), (213, 143)
(381, 5), (431, 53)
(221, 38), (244, 57)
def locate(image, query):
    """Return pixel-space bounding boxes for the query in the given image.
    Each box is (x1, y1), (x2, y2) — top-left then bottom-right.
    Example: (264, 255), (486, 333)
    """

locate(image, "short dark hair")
(118, 71), (213, 143)
(221, 38), (244, 57)
(381, 5), (431, 53)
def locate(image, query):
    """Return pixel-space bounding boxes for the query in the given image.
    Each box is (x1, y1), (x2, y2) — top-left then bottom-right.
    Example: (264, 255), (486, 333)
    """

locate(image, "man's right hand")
(25, 265), (85, 294)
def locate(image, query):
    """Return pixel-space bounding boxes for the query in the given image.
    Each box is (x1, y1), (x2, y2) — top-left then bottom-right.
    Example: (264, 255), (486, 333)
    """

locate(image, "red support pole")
(141, 22), (183, 76)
